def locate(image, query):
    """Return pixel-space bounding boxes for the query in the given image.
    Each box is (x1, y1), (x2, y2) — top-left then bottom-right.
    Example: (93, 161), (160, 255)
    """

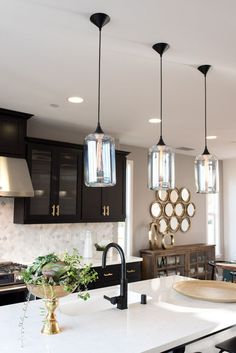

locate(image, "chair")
(230, 271), (236, 283)
(208, 260), (235, 282)
(215, 336), (236, 352)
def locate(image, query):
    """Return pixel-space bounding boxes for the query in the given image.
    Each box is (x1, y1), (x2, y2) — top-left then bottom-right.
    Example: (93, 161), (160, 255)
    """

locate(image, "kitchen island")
(1, 275), (236, 353)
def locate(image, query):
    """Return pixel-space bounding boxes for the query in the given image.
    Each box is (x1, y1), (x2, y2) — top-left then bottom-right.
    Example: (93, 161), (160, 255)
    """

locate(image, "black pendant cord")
(197, 64), (211, 155)
(96, 28), (103, 133)
(204, 73), (208, 153)
(153, 42), (169, 146)
(90, 13), (110, 135)
(160, 54), (163, 142)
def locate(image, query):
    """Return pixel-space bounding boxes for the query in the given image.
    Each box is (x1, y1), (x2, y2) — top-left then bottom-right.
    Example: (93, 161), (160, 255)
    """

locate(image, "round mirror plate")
(180, 217), (190, 232)
(164, 202), (174, 217)
(157, 190), (169, 202)
(174, 202), (185, 217)
(159, 217), (168, 233)
(187, 202), (196, 217)
(180, 188), (190, 203)
(169, 188), (179, 203)
(170, 216), (179, 232)
(150, 202), (162, 218)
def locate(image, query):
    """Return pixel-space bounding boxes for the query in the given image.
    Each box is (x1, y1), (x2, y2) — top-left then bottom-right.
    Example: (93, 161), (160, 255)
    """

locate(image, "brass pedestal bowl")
(27, 284), (71, 335)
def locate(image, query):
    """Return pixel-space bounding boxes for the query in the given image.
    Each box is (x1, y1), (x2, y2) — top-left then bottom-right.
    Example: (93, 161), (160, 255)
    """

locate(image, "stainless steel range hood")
(0, 156), (34, 197)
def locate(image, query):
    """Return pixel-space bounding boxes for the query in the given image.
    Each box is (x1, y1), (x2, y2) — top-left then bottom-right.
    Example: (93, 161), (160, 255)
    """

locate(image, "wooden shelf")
(157, 265), (185, 270)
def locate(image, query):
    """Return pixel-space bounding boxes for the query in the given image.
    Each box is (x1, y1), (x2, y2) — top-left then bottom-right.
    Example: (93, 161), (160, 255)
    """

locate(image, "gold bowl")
(27, 284), (72, 335)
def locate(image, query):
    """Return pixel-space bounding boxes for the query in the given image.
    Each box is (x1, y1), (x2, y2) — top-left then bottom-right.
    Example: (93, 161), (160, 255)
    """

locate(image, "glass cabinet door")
(14, 141), (83, 224)
(29, 148), (52, 216)
(58, 151), (80, 216)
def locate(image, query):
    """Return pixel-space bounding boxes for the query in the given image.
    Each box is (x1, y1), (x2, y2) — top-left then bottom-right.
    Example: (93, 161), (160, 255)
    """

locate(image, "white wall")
(121, 144), (207, 256)
(223, 159), (236, 260)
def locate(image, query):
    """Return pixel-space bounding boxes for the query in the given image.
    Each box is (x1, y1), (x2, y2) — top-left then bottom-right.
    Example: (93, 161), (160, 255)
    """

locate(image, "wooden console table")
(140, 243), (215, 280)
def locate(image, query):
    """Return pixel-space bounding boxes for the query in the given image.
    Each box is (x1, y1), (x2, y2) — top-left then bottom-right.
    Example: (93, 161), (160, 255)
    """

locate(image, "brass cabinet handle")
(106, 205), (110, 216)
(127, 269), (136, 273)
(56, 205), (60, 216)
(102, 205), (106, 216)
(51, 204), (56, 216)
(103, 272), (113, 277)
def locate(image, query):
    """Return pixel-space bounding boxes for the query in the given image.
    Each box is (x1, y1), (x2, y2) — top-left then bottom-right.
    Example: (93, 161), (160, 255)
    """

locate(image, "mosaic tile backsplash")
(0, 198), (118, 263)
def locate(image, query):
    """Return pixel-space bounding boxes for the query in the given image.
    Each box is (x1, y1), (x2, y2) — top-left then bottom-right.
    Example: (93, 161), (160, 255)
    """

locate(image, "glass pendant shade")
(194, 152), (219, 193)
(84, 132), (116, 187)
(148, 143), (175, 190)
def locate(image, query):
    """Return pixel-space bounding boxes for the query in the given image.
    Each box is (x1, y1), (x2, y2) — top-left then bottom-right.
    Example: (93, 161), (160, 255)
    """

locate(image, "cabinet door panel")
(57, 149), (82, 221)
(28, 147), (54, 218)
(102, 154), (126, 221)
(126, 262), (141, 283)
(81, 185), (103, 221)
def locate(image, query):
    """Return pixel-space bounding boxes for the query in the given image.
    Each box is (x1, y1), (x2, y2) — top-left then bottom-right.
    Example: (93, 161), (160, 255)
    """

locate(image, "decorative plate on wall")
(180, 217), (191, 232)
(158, 217), (168, 233)
(164, 202), (174, 217)
(169, 216), (180, 232)
(174, 202), (185, 218)
(169, 188), (179, 203)
(150, 201), (162, 219)
(186, 203), (196, 217)
(180, 188), (191, 203)
(156, 189), (169, 202)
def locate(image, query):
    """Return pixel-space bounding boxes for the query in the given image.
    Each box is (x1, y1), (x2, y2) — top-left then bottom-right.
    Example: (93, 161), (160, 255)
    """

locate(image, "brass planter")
(27, 284), (71, 335)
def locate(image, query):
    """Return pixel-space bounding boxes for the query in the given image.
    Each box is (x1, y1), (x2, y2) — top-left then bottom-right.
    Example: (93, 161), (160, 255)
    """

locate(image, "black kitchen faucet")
(102, 243), (128, 310)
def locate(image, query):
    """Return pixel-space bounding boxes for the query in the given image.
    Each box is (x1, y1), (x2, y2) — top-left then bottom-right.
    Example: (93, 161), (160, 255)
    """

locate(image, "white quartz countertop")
(21, 255), (142, 267)
(1, 276), (236, 353)
(83, 255), (142, 267)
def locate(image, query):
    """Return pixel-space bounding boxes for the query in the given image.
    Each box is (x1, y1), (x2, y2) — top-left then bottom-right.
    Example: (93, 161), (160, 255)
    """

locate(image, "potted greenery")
(21, 250), (98, 335)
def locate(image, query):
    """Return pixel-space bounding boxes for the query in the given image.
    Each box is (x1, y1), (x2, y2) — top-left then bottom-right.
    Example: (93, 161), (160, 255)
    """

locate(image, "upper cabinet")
(0, 108), (33, 157)
(81, 152), (128, 222)
(14, 138), (83, 223)
(14, 138), (129, 224)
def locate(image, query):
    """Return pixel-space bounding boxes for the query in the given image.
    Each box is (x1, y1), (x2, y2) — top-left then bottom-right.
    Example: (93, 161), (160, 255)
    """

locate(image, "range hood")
(0, 156), (34, 197)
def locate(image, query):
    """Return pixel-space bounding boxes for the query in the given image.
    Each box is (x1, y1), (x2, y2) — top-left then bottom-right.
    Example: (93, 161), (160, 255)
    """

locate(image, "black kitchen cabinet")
(14, 138), (83, 223)
(81, 151), (128, 222)
(14, 138), (129, 224)
(0, 287), (28, 306)
(0, 262), (141, 305)
(0, 108), (32, 158)
(87, 261), (141, 290)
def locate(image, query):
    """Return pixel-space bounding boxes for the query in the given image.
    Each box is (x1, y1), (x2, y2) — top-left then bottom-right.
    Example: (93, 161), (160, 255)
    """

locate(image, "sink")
(59, 290), (151, 316)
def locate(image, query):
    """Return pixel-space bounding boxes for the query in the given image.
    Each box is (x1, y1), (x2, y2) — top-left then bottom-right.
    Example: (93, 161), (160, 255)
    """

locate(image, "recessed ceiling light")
(148, 118), (161, 124)
(206, 135), (217, 140)
(50, 103), (59, 108)
(68, 96), (84, 103)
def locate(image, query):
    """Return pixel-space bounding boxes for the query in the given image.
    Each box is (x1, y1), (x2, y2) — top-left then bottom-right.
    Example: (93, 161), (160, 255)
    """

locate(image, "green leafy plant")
(21, 249), (98, 300)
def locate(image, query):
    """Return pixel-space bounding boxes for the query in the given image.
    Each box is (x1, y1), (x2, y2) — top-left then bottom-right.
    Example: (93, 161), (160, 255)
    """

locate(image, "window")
(207, 193), (221, 258)
(118, 160), (133, 256)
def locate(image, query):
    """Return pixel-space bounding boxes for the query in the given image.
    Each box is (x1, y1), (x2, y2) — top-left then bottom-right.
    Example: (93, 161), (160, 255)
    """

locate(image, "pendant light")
(148, 43), (175, 190)
(194, 65), (219, 193)
(84, 13), (116, 187)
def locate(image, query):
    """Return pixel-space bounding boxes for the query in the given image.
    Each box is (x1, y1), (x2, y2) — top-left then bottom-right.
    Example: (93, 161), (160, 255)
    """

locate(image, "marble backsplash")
(0, 198), (118, 263)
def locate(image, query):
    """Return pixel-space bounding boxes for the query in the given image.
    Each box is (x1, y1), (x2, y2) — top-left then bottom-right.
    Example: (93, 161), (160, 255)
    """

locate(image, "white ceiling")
(0, 0), (236, 159)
